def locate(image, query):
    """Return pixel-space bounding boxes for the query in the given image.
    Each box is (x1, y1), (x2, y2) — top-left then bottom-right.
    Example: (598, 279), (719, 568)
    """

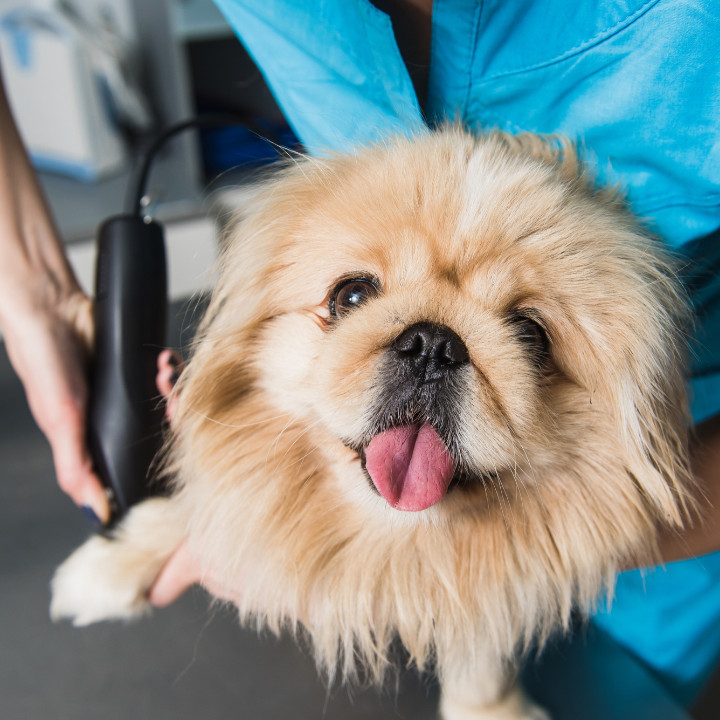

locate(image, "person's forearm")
(0, 67), (107, 521)
(659, 414), (720, 562)
(0, 70), (82, 330)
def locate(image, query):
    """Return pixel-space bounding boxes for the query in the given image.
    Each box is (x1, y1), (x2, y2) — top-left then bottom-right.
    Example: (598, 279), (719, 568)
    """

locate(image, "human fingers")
(4, 301), (111, 523)
(148, 540), (200, 608)
(149, 538), (251, 609)
(49, 401), (111, 524)
(156, 349), (183, 423)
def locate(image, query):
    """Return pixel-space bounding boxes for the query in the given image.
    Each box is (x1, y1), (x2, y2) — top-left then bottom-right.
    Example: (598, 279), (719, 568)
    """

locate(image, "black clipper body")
(88, 215), (167, 521)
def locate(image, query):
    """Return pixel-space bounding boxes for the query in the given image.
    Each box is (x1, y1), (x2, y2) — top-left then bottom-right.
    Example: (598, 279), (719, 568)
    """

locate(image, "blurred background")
(0, 0), (298, 301)
(0, 2), (717, 718)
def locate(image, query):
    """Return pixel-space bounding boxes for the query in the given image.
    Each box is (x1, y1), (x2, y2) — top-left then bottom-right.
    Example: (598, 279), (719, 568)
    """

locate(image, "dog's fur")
(52, 128), (694, 719)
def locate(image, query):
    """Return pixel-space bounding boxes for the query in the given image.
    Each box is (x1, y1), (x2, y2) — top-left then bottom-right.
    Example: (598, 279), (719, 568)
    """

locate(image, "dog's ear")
(541, 214), (696, 535)
(622, 357), (695, 530)
(500, 131), (698, 532)
(607, 251), (696, 531)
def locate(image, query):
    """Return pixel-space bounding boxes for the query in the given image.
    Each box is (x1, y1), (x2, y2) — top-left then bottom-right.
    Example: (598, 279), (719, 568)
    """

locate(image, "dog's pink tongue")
(364, 423), (455, 511)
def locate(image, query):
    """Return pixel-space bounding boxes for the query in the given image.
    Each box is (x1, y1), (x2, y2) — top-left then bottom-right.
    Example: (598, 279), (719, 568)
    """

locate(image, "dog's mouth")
(344, 341), (493, 512)
(361, 423), (454, 511)
(355, 423), (493, 512)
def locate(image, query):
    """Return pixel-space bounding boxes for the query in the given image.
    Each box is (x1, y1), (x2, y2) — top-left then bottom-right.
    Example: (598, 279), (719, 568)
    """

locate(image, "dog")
(51, 128), (695, 719)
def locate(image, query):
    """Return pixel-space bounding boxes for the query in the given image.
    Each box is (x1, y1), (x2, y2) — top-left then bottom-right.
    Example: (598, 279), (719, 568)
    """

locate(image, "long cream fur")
(52, 128), (695, 719)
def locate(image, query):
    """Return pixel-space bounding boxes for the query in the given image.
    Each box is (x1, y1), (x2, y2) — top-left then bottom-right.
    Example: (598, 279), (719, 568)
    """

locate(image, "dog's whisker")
(511, 443), (534, 499)
(493, 433), (520, 525)
(284, 446), (322, 471)
(188, 408), (292, 430)
(515, 441), (555, 520)
(267, 417), (325, 470)
(501, 478), (518, 526)
(503, 462), (529, 525)
(266, 414), (300, 464)
(494, 465), (513, 516)
(499, 419), (544, 523)
(486, 473), (512, 535)
(280, 430), (328, 471)
(279, 417), (326, 462)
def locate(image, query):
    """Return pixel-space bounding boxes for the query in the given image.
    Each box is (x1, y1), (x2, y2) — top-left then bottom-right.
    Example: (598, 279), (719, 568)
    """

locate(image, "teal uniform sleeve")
(593, 549), (720, 706)
(211, 0), (424, 155)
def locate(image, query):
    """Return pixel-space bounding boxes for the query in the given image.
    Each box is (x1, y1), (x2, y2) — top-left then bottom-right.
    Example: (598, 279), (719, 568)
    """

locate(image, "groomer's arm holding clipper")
(0, 67), (222, 605)
(0, 68), (111, 524)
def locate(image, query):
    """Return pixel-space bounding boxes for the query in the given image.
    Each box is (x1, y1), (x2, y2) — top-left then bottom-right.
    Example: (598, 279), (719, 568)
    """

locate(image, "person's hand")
(658, 414), (720, 563)
(1, 285), (111, 523)
(148, 539), (250, 608)
(150, 349), (247, 608)
(151, 351), (200, 608)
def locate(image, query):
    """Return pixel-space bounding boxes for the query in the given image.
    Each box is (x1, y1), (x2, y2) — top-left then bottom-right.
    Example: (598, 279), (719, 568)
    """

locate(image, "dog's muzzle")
(346, 322), (480, 512)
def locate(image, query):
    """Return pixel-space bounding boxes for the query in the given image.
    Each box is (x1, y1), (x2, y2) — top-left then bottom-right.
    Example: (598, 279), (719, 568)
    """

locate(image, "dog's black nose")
(391, 322), (469, 380)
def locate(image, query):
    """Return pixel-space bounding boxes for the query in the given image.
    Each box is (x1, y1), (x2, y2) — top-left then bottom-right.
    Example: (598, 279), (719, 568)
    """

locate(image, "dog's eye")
(329, 277), (380, 318)
(510, 312), (550, 366)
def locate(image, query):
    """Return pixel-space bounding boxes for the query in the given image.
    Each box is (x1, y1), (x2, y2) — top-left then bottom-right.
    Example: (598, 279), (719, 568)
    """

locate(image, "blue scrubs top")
(213, 0), (720, 704)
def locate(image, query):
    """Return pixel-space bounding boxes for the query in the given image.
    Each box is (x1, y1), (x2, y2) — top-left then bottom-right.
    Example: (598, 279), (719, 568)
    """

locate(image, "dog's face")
(198, 131), (689, 523)
(253, 156), (564, 519)
(173, 129), (692, 676)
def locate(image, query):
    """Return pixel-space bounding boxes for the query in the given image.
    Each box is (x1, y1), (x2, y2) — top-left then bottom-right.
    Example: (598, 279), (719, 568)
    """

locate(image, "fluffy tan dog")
(52, 128), (695, 719)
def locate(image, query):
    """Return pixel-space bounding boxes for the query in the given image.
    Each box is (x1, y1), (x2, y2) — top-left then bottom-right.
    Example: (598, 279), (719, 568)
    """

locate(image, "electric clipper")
(84, 113), (273, 524)
(88, 215), (167, 522)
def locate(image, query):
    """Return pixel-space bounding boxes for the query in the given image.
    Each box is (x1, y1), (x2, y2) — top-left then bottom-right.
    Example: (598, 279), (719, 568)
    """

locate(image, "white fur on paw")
(50, 535), (152, 627)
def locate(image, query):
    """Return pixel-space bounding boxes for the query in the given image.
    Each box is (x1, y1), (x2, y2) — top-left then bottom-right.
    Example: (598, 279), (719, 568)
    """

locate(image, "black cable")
(126, 112), (282, 217)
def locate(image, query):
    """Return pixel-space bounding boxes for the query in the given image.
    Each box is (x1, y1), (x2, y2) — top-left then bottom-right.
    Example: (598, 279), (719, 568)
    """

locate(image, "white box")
(0, 5), (126, 181)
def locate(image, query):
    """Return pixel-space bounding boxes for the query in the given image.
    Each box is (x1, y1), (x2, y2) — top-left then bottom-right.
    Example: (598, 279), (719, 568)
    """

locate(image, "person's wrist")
(0, 268), (91, 349)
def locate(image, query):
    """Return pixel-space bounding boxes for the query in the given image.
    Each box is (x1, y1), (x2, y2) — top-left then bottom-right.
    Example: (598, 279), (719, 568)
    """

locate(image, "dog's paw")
(51, 497), (184, 626)
(50, 535), (153, 626)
